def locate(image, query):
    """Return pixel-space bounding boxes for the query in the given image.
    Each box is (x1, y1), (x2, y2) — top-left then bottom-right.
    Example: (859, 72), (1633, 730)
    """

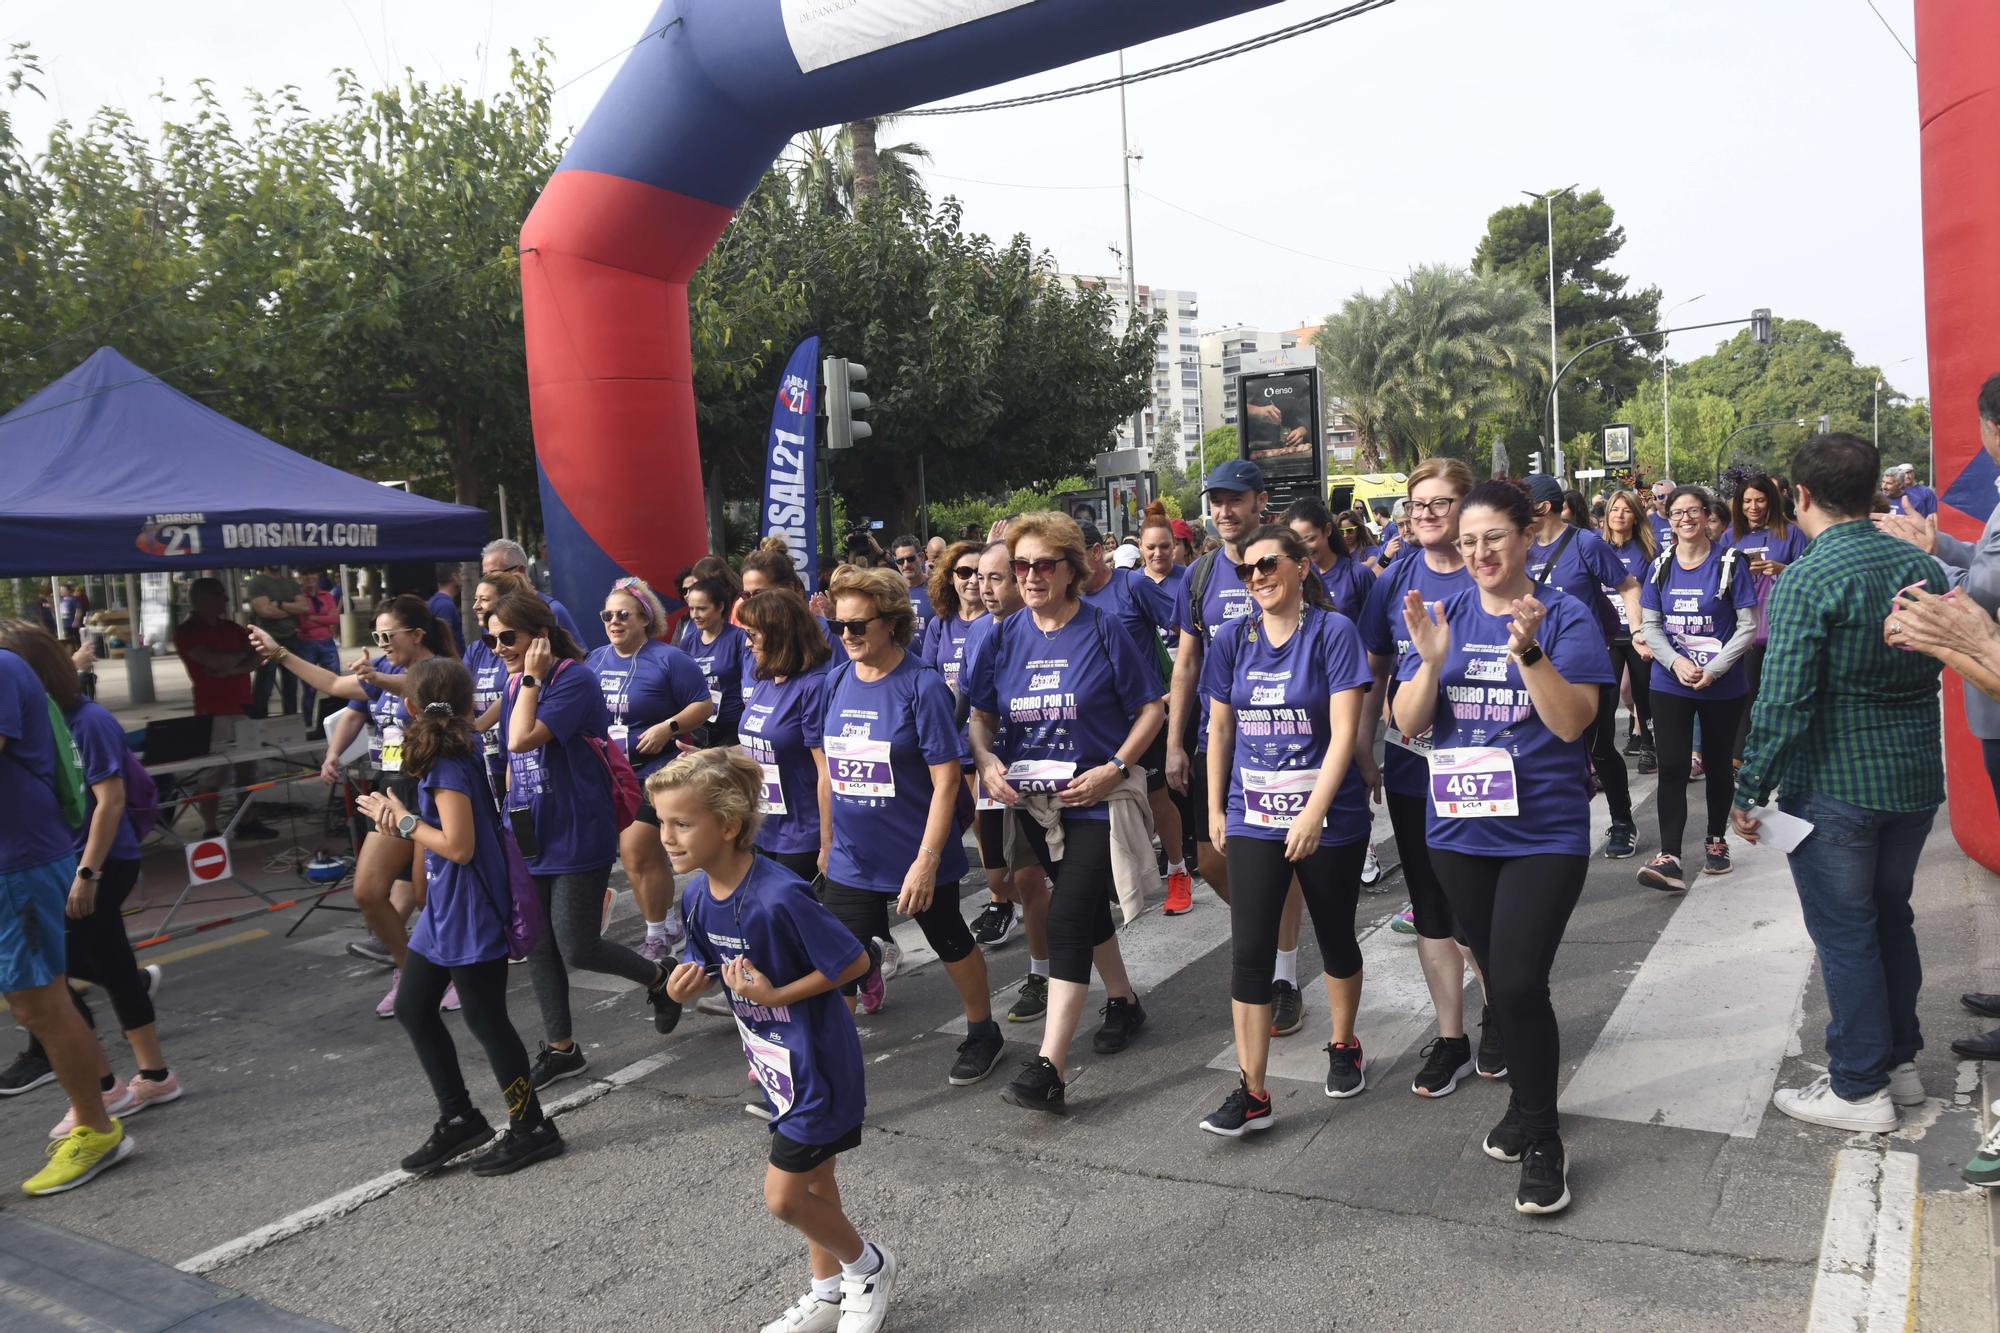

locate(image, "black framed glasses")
(826, 616), (880, 638)
(1009, 557), (1064, 579)
(951, 566), (979, 581)
(1406, 497), (1458, 518)
(1232, 554), (1288, 581)
(481, 629), (525, 649)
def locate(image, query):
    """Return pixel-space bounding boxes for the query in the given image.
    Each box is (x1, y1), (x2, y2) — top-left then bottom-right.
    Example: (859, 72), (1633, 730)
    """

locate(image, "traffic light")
(823, 358), (872, 450)
(1528, 450), (1543, 476)
(1750, 308), (1773, 345)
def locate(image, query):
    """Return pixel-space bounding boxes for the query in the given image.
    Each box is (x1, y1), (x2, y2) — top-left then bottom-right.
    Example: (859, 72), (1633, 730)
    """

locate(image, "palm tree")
(784, 117), (931, 216)
(1314, 293), (1393, 464)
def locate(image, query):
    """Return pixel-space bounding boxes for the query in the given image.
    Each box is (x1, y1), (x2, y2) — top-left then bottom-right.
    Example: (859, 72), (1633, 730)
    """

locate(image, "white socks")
(840, 1242), (883, 1280)
(645, 919), (671, 943)
(1274, 948), (1298, 987)
(811, 1274), (840, 1303)
(1166, 859), (1186, 876)
(1028, 955), (1050, 978)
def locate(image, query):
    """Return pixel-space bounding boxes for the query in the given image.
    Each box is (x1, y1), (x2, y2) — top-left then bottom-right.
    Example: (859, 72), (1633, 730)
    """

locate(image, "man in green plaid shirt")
(1732, 433), (1945, 1135)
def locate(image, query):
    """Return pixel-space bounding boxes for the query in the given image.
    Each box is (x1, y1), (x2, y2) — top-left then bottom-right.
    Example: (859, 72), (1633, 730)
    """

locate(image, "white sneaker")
(875, 937), (902, 981)
(837, 1243), (898, 1333)
(1887, 1062), (1925, 1108)
(760, 1292), (841, 1333)
(696, 980), (733, 1017)
(1773, 1075), (1897, 1133)
(1360, 847), (1383, 887)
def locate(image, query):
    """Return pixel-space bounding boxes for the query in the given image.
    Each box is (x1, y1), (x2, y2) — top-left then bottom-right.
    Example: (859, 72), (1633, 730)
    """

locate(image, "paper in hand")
(1746, 805), (1814, 854)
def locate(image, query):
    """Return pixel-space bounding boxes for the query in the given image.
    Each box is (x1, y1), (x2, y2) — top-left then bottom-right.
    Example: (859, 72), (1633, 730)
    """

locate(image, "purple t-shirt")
(1148, 567), (1186, 653)
(1175, 554), (1255, 750)
(681, 855), (865, 1146)
(427, 591), (466, 655)
(585, 639), (710, 778)
(408, 753), (511, 967)
(1317, 556), (1376, 621)
(920, 611), (988, 764)
(1605, 539), (1652, 590)
(741, 666), (829, 857)
(346, 658), (410, 773)
(1396, 587), (1614, 858)
(908, 584), (934, 637)
(1529, 527), (1632, 644)
(1642, 543), (1759, 701)
(1730, 524), (1810, 642)
(1200, 607), (1374, 847)
(681, 625), (749, 740)
(66, 698), (141, 862)
(502, 658), (616, 876)
(0, 650), (68, 874)
(463, 640), (508, 790)
(821, 654), (967, 892)
(1359, 552), (1472, 798)
(1082, 568), (1176, 693)
(963, 602), (1161, 821)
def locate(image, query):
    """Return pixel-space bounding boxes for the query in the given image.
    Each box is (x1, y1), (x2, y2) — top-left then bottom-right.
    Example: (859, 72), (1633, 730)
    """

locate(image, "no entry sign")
(186, 838), (232, 885)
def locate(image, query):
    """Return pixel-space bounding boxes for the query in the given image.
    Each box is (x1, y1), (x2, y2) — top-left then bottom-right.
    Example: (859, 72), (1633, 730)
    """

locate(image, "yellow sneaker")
(23, 1121), (133, 1196)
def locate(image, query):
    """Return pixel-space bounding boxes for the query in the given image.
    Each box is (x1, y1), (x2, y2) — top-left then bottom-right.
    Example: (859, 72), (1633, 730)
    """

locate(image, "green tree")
(1201, 424), (1239, 475)
(1313, 292), (1391, 463)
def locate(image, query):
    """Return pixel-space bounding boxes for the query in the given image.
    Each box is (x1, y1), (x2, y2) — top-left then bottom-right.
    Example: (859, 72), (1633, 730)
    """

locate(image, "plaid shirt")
(1736, 519), (1946, 813)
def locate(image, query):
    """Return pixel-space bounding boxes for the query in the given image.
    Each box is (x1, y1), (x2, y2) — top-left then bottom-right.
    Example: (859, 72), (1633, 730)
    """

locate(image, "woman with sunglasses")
(487, 591), (682, 1089)
(251, 596), (452, 1018)
(1727, 473), (1807, 766)
(1194, 526), (1374, 1135)
(586, 577), (713, 964)
(678, 577), (748, 749)
(738, 588), (834, 884)
(1393, 479), (1614, 1216)
(1601, 491), (1659, 774)
(819, 565), (1004, 1089)
(1635, 486), (1759, 891)
(1339, 512), (1380, 570)
(1357, 458), (1499, 1093)
(967, 513), (1165, 1116)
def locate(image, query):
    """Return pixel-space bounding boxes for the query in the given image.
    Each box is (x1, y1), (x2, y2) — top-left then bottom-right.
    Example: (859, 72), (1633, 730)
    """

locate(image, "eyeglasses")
(480, 629), (526, 649)
(1233, 554), (1289, 581)
(371, 627), (419, 647)
(951, 566), (979, 581)
(1667, 507), (1706, 521)
(1010, 558), (1065, 579)
(894, 554), (921, 567)
(599, 608), (637, 623)
(1455, 529), (1519, 554)
(1406, 497), (1458, 518)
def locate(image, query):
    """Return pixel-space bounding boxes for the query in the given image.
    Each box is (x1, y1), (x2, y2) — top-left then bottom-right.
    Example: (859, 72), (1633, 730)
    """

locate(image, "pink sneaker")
(636, 935), (672, 966)
(440, 983), (461, 1013)
(124, 1070), (183, 1114)
(50, 1079), (136, 1138)
(856, 961), (887, 1016)
(376, 969), (402, 1020)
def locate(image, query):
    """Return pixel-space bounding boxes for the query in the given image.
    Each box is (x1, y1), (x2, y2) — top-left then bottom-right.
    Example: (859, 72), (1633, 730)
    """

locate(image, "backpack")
(12, 698), (89, 830)
(1185, 549), (1223, 640)
(1648, 544), (1741, 599)
(120, 747), (160, 840)
(510, 659), (643, 833)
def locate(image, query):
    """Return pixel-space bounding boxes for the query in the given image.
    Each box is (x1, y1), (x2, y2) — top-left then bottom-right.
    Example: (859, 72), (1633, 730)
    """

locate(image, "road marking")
(176, 1050), (677, 1276)
(1560, 844), (1814, 1137)
(1806, 1147), (1921, 1333)
(137, 928), (270, 968)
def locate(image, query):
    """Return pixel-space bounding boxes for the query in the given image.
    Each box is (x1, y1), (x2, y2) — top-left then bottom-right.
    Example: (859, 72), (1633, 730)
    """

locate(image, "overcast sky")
(5, 0), (1930, 398)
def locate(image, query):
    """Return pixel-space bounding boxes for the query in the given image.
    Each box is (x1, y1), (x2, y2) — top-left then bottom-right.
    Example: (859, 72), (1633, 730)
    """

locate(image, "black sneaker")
(1483, 1107), (1530, 1162)
(948, 1028), (1006, 1086)
(1199, 1078), (1274, 1138)
(1269, 980), (1304, 1037)
(1000, 1056), (1067, 1115)
(1410, 1035), (1474, 1098)
(400, 1112), (494, 1175)
(1515, 1137), (1571, 1215)
(1637, 853), (1685, 893)
(1323, 1041), (1366, 1099)
(1637, 743), (1659, 776)
(529, 1042), (589, 1090)
(469, 1120), (565, 1176)
(971, 901), (1018, 947)
(1702, 837), (1732, 876)
(1093, 996), (1146, 1053)
(0, 1048), (54, 1096)
(1605, 820), (1638, 860)
(1476, 1004), (1508, 1079)
(647, 972), (684, 1035)
(1007, 974), (1049, 1023)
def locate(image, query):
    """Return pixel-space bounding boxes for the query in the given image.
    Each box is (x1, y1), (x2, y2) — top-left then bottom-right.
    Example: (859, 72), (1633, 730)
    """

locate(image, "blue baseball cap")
(1202, 458), (1267, 495)
(1525, 475), (1564, 508)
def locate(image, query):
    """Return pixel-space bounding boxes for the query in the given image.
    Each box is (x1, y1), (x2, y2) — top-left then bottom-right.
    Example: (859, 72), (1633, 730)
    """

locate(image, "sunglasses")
(1233, 554), (1289, 581)
(370, 627), (419, 647)
(826, 616), (880, 638)
(1010, 557), (1064, 579)
(894, 554), (921, 567)
(481, 629), (528, 649)
(599, 608), (639, 623)
(951, 566), (979, 581)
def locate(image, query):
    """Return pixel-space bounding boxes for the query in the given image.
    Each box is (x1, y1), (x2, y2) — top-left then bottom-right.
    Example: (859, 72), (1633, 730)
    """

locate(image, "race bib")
(758, 761), (789, 815)
(607, 722), (630, 755)
(709, 687), (725, 712)
(825, 735), (895, 798)
(1383, 724), (1432, 757)
(1005, 757), (1077, 794)
(1241, 767), (1320, 829)
(1676, 634), (1723, 668)
(1429, 747), (1519, 818)
(378, 721), (405, 773)
(735, 1017), (797, 1120)
(975, 787), (1004, 811)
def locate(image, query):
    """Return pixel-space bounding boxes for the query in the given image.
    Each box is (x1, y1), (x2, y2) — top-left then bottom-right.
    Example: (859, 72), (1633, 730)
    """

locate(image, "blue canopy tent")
(0, 347), (488, 574)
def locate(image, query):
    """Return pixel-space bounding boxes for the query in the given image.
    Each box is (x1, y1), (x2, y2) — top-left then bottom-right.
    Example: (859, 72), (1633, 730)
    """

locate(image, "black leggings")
(1612, 637), (1652, 739)
(1584, 681), (1633, 824)
(1387, 789), (1456, 941)
(1651, 692), (1747, 856)
(820, 879), (977, 996)
(1731, 643), (1766, 763)
(1016, 814), (1117, 985)
(1224, 836), (1366, 1004)
(395, 950), (542, 1129)
(1430, 849), (1587, 1140)
(64, 858), (154, 1032)
(526, 865), (659, 1044)
(976, 807), (1008, 873)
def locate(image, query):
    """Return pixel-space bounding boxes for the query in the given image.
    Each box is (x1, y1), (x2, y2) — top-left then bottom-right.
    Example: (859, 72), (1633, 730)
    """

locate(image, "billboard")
(1239, 366), (1322, 511)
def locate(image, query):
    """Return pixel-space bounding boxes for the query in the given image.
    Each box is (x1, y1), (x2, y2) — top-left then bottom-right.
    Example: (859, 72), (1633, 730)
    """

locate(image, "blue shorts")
(0, 857), (75, 994)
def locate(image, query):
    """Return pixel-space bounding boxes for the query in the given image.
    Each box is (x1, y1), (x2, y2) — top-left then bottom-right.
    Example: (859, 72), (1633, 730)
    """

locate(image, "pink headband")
(610, 578), (653, 623)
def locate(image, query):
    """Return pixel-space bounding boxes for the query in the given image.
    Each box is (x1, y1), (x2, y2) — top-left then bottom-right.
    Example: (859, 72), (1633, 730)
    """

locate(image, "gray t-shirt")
(246, 572), (301, 638)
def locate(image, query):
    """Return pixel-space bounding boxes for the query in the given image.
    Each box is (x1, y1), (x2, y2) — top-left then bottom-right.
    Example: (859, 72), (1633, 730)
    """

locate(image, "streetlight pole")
(1712, 415), (1813, 485)
(1118, 50), (1145, 460)
(1522, 185), (1575, 481)
(1660, 293), (1704, 479)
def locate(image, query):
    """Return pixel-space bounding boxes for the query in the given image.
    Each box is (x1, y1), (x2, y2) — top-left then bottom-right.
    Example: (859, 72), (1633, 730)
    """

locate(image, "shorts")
(357, 775), (423, 835)
(1140, 726), (1167, 794)
(0, 857), (76, 993)
(769, 1123), (863, 1174)
(633, 796), (661, 828)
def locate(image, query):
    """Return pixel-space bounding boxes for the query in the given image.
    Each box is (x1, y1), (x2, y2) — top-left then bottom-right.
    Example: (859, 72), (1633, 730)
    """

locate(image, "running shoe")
(375, 969), (402, 1019)
(528, 1042), (589, 1090)
(837, 1242), (899, 1333)
(1963, 1114), (2000, 1190)
(1199, 1077), (1274, 1138)
(1323, 1041), (1366, 1099)
(1637, 853), (1685, 893)
(123, 1070), (182, 1113)
(1516, 1138), (1571, 1215)
(1887, 1062), (1925, 1108)
(1359, 847), (1384, 890)
(347, 936), (393, 967)
(1163, 869), (1194, 916)
(1483, 1107), (1530, 1162)
(469, 1120), (565, 1176)
(1689, 755), (1705, 781)
(0, 1048), (53, 1097)
(648, 972), (685, 1035)
(440, 983), (461, 1013)
(1637, 742), (1659, 776)
(141, 964), (162, 997)
(971, 901), (1018, 947)
(1605, 820), (1638, 860)
(1270, 980), (1304, 1037)
(1702, 838), (1732, 876)
(876, 936), (903, 981)
(49, 1080), (137, 1138)
(1410, 1036), (1474, 1099)
(1007, 974), (1049, 1023)
(1093, 996), (1147, 1053)
(697, 980), (734, 1017)
(855, 962), (887, 1016)
(636, 935), (674, 967)
(1000, 1056), (1067, 1115)
(1476, 1004), (1508, 1079)
(600, 887), (615, 935)
(948, 1028), (1006, 1086)
(1390, 904), (1417, 935)
(22, 1122), (132, 1196)
(760, 1293), (843, 1333)
(400, 1112), (495, 1175)
(1623, 732), (1646, 756)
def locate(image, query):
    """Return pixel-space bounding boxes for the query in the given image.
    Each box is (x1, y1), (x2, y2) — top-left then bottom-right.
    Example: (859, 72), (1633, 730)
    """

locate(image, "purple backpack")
(494, 823), (544, 962)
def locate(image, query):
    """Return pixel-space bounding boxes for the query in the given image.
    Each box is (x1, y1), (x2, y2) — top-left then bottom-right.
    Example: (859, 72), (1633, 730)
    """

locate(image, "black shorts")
(633, 796), (662, 828)
(1140, 725), (1167, 794)
(1190, 749), (1213, 842)
(769, 1123), (862, 1174)
(358, 775), (422, 835)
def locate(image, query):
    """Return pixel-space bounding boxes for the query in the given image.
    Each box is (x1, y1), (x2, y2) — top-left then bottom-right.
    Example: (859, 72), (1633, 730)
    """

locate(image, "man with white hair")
(481, 539), (583, 640)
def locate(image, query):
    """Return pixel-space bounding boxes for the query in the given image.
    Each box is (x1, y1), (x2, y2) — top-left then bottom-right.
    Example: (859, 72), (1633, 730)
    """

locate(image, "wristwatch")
(1108, 756), (1129, 778)
(76, 866), (97, 882)
(396, 812), (421, 839)
(520, 674), (540, 689)
(1514, 642), (1546, 668)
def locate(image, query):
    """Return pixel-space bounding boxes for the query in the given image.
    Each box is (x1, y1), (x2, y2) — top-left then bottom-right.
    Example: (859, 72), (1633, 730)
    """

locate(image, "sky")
(3, 0), (1932, 399)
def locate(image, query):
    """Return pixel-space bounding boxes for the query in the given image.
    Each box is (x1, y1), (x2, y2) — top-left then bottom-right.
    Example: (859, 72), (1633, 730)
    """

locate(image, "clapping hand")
(1505, 595), (1547, 656)
(1401, 590), (1451, 666)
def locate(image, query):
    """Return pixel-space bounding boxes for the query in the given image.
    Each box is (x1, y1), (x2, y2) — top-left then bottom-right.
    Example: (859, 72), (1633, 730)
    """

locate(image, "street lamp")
(1522, 184), (1576, 479)
(1660, 293), (1704, 478)
(1712, 415), (1816, 485)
